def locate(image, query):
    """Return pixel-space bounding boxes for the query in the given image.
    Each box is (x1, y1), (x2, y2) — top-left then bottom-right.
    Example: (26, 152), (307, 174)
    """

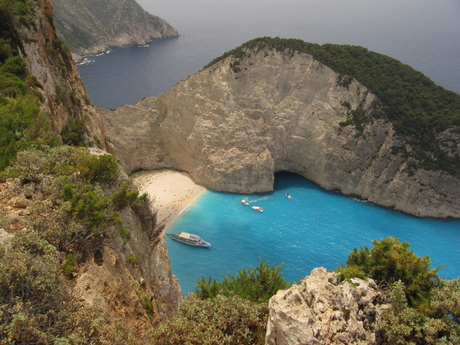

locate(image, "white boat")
(241, 199), (249, 205)
(286, 193), (292, 199)
(172, 232), (211, 247)
(252, 206), (263, 212)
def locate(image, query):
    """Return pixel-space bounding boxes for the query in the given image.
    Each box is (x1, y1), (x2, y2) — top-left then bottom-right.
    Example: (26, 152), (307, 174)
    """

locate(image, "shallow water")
(166, 172), (460, 294)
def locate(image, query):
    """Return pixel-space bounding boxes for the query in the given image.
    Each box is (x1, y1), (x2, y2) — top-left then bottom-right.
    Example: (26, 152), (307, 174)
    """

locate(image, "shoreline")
(131, 170), (206, 229)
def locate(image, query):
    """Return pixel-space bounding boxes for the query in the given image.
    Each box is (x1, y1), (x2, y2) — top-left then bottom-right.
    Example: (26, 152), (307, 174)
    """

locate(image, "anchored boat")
(172, 232), (211, 247)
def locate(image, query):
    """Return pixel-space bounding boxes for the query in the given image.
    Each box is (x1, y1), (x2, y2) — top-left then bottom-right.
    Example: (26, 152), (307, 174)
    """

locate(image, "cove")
(166, 172), (460, 294)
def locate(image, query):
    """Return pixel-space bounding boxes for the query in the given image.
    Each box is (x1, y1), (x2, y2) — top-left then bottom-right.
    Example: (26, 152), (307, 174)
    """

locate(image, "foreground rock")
(266, 268), (389, 344)
(101, 45), (460, 218)
(53, 0), (179, 60)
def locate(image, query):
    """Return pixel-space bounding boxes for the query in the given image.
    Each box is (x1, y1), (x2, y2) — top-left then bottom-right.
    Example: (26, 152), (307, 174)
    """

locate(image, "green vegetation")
(336, 237), (442, 307)
(61, 253), (78, 275)
(205, 37), (460, 176)
(380, 279), (460, 344)
(126, 254), (139, 265)
(0, 1), (60, 171)
(0, 230), (138, 344)
(145, 294), (268, 345)
(194, 257), (292, 302)
(336, 237), (460, 343)
(61, 118), (86, 146)
(0, 146), (156, 344)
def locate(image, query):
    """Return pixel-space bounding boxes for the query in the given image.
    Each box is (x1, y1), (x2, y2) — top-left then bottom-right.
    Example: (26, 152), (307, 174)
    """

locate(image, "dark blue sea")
(77, 0), (460, 294)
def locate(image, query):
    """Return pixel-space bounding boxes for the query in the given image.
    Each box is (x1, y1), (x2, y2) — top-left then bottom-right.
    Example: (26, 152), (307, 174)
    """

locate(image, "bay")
(167, 172), (460, 294)
(76, 0), (460, 294)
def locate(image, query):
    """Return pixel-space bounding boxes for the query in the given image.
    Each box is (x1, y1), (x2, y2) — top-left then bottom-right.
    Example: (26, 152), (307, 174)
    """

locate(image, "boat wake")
(247, 196), (269, 204)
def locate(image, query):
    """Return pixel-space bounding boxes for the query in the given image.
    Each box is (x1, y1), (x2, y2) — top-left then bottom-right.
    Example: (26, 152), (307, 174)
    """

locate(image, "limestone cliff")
(52, 0), (179, 61)
(101, 45), (460, 218)
(18, 0), (106, 144)
(266, 267), (389, 344)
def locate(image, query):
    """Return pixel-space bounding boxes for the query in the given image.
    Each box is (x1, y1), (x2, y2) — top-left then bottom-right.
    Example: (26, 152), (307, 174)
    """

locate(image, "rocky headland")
(52, 0), (179, 61)
(101, 40), (460, 219)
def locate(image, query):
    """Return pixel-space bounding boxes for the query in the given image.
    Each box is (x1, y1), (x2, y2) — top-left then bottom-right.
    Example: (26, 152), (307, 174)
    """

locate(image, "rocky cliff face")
(52, 0), (179, 60)
(19, 0), (106, 144)
(101, 47), (460, 218)
(266, 267), (389, 345)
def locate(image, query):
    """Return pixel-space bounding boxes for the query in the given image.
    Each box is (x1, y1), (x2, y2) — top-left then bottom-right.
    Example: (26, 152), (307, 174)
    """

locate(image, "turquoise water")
(166, 172), (460, 294)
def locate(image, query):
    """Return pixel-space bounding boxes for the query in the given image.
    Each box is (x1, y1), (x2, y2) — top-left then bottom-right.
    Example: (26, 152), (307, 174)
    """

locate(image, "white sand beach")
(132, 170), (206, 228)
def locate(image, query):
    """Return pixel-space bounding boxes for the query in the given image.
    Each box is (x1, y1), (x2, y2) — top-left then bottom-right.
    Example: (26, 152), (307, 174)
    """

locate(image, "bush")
(61, 253), (78, 275)
(76, 153), (119, 186)
(0, 229), (138, 344)
(194, 257), (292, 302)
(379, 280), (460, 344)
(336, 237), (442, 308)
(111, 181), (140, 210)
(61, 118), (86, 146)
(145, 294), (268, 345)
(126, 254), (139, 265)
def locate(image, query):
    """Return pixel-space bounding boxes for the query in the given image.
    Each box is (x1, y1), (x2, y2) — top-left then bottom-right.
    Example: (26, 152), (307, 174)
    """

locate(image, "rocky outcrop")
(101, 47), (460, 218)
(18, 0), (106, 145)
(265, 267), (389, 345)
(52, 0), (179, 60)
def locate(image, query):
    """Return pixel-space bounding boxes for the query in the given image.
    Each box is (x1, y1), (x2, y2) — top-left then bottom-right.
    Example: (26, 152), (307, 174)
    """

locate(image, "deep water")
(167, 172), (460, 294)
(78, 0), (460, 109)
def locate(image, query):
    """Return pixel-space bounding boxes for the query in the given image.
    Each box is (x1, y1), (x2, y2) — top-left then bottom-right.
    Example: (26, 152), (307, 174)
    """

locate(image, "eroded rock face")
(265, 267), (389, 345)
(19, 0), (107, 145)
(101, 48), (460, 218)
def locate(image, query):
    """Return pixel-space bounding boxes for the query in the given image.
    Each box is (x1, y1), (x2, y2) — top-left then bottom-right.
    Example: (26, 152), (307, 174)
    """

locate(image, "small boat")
(252, 206), (263, 212)
(286, 193), (292, 199)
(241, 199), (249, 205)
(172, 232), (211, 247)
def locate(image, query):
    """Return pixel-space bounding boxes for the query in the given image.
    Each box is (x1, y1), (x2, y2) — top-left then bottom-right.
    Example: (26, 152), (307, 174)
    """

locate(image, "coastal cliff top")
(205, 37), (460, 176)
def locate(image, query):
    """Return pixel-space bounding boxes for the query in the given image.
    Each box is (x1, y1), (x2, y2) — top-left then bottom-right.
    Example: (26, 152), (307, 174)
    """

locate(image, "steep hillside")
(52, 0), (179, 60)
(0, 0), (181, 341)
(102, 38), (460, 218)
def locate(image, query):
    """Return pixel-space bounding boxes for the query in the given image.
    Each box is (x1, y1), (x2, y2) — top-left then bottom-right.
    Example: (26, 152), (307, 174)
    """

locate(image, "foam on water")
(166, 172), (460, 294)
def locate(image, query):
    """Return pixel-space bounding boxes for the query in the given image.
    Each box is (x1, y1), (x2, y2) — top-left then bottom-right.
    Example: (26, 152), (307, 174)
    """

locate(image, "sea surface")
(76, 0), (460, 294)
(167, 172), (460, 294)
(78, 0), (460, 109)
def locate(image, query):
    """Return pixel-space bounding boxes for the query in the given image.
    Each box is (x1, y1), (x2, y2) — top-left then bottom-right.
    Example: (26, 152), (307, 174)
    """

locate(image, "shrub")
(61, 118), (86, 146)
(111, 181), (140, 210)
(120, 226), (131, 244)
(336, 237), (442, 308)
(76, 153), (119, 186)
(379, 280), (460, 344)
(145, 294), (268, 345)
(194, 257), (292, 302)
(61, 253), (78, 275)
(126, 254), (139, 265)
